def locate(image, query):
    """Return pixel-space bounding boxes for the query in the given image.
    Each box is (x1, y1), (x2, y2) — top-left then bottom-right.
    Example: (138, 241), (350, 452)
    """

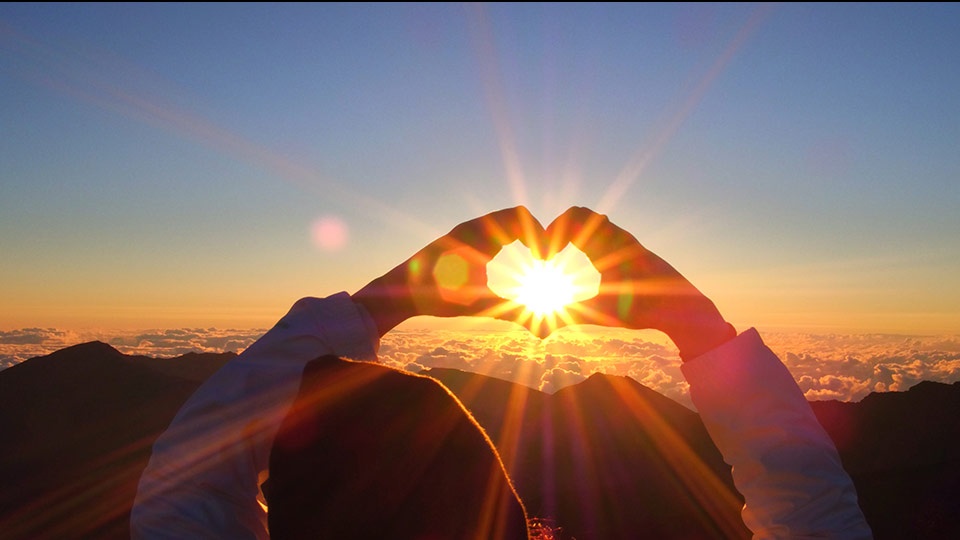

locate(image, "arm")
(132, 207), (543, 539)
(547, 206), (871, 539)
(131, 293), (379, 539)
(542, 206), (735, 357)
(682, 330), (872, 539)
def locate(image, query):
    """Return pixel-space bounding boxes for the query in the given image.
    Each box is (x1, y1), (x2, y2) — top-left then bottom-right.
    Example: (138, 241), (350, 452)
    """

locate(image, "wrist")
(658, 299), (737, 361)
(352, 275), (417, 337)
(668, 319), (737, 362)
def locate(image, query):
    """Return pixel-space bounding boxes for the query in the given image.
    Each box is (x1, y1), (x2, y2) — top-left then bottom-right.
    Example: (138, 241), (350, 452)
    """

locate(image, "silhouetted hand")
(352, 206), (545, 337)
(543, 207), (737, 360)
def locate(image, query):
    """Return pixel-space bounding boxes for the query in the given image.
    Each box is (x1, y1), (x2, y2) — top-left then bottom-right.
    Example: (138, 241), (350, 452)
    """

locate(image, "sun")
(512, 258), (577, 316)
(488, 241), (600, 321)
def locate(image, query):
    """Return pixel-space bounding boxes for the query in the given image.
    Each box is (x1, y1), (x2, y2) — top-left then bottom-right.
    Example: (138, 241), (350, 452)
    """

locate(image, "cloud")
(764, 333), (960, 401)
(797, 374), (873, 401)
(0, 327), (265, 369)
(380, 330), (960, 406)
(1, 328), (87, 369)
(4, 326), (960, 408)
(377, 329), (688, 401)
(539, 365), (587, 394)
(108, 329), (266, 357)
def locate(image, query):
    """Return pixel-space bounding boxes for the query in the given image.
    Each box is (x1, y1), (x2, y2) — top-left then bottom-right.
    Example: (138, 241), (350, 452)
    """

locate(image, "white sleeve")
(131, 293), (379, 540)
(681, 328), (872, 539)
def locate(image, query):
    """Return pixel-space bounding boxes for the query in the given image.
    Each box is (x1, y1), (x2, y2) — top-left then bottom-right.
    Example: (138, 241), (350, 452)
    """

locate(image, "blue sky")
(1, 3), (958, 333)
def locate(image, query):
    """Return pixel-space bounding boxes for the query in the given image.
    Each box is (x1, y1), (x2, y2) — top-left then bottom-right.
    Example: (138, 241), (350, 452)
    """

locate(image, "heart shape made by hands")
(487, 240), (600, 319)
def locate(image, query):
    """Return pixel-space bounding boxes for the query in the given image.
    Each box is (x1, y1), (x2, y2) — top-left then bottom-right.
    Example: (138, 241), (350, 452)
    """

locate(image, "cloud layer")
(0, 328), (265, 370)
(3, 327), (959, 408)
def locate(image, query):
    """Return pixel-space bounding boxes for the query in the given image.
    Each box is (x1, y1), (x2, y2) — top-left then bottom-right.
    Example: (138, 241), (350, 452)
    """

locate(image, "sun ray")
(465, 3), (529, 208)
(554, 383), (605, 534)
(605, 379), (747, 536)
(488, 241), (600, 335)
(596, 4), (774, 215)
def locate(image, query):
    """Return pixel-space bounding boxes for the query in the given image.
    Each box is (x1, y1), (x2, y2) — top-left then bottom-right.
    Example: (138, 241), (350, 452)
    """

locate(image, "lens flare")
(311, 216), (349, 251)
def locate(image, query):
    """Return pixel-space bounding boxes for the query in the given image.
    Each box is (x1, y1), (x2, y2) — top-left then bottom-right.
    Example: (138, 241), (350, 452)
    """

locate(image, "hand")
(352, 206), (545, 337)
(543, 207), (736, 360)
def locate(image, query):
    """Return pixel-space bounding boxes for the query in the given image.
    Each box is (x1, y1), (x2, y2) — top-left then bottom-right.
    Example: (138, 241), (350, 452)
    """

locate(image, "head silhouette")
(266, 355), (530, 539)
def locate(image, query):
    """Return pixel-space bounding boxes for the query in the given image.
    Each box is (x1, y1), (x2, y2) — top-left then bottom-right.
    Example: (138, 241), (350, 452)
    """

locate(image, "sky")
(2, 3), (960, 336)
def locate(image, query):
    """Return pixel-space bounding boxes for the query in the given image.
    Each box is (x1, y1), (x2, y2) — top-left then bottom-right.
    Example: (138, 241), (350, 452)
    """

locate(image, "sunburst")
(488, 241), (600, 330)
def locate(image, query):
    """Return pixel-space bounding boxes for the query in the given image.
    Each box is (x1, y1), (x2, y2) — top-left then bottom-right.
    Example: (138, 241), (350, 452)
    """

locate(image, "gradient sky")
(2, 3), (959, 334)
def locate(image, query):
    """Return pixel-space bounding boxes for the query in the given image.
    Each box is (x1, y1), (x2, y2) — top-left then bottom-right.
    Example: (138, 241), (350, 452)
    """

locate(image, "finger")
(468, 291), (577, 339)
(543, 206), (612, 260)
(469, 296), (552, 337)
(562, 296), (615, 329)
(541, 206), (579, 257)
(473, 296), (524, 326)
(449, 206), (546, 259)
(546, 207), (648, 274)
(479, 206), (546, 258)
(531, 318), (559, 339)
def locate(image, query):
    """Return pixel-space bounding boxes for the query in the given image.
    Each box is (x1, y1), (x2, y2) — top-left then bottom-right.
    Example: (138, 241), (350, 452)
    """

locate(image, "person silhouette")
(131, 207), (541, 539)
(131, 206), (872, 539)
(264, 355), (529, 540)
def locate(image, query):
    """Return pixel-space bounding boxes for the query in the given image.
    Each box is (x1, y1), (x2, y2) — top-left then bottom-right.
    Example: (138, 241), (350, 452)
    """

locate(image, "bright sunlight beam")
(513, 258), (577, 317)
(488, 241), (600, 321)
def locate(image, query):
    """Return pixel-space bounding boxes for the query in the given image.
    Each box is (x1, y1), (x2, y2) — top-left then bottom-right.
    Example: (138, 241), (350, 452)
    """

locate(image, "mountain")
(1, 342), (958, 538)
(0, 342), (233, 539)
(430, 368), (960, 539)
(427, 368), (749, 539)
(809, 381), (960, 538)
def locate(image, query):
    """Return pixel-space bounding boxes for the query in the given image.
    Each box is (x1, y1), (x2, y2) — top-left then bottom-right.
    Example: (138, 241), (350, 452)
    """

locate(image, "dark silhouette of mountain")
(1, 342), (958, 538)
(426, 369), (750, 539)
(810, 381), (960, 539)
(429, 368), (960, 539)
(268, 356), (528, 539)
(0, 342), (233, 539)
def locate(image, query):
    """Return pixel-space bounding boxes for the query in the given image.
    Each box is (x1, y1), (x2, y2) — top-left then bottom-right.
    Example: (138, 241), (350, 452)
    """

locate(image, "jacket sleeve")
(130, 293), (379, 540)
(681, 328), (872, 539)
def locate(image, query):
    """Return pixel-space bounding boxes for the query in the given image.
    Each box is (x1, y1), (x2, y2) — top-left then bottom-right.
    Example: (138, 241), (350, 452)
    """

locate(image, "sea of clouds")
(0, 328), (264, 368)
(3, 327), (959, 408)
